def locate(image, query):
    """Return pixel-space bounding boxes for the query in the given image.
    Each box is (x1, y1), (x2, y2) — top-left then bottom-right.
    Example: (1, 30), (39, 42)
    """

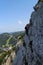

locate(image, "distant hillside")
(0, 33), (10, 46)
(0, 31), (25, 47)
(0, 31), (25, 65)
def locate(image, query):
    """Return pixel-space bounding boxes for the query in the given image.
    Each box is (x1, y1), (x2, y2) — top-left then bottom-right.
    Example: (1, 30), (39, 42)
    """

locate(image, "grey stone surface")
(12, 0), (43, 65)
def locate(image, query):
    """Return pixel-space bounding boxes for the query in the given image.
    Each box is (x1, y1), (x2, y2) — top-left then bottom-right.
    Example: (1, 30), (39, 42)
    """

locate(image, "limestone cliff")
(12, 0), (43, 65)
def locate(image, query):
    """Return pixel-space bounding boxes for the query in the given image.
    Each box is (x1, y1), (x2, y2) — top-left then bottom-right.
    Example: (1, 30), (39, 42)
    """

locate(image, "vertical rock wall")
(24, 0), (43, 65)
(12, 0), (43, 65)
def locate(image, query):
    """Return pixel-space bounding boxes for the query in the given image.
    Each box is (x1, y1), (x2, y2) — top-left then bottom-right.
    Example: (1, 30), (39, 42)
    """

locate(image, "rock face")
(12, 0), (43, 65)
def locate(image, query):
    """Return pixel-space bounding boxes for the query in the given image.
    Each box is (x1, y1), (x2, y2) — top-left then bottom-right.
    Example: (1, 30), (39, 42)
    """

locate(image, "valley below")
(0, 31), (24, 65)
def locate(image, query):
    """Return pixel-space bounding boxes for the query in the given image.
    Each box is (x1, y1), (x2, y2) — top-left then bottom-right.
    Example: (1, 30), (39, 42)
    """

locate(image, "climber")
(25, 23), (30, 35)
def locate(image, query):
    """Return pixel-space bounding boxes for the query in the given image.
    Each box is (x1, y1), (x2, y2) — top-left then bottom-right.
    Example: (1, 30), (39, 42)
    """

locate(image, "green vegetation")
(0, 51), (6, 65)
(0, 31), (25, 65)
(0, 33), (10, 46)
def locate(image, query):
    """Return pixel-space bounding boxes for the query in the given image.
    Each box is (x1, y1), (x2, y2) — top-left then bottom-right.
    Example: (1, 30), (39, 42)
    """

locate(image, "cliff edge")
(12, 0), (43, 65)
